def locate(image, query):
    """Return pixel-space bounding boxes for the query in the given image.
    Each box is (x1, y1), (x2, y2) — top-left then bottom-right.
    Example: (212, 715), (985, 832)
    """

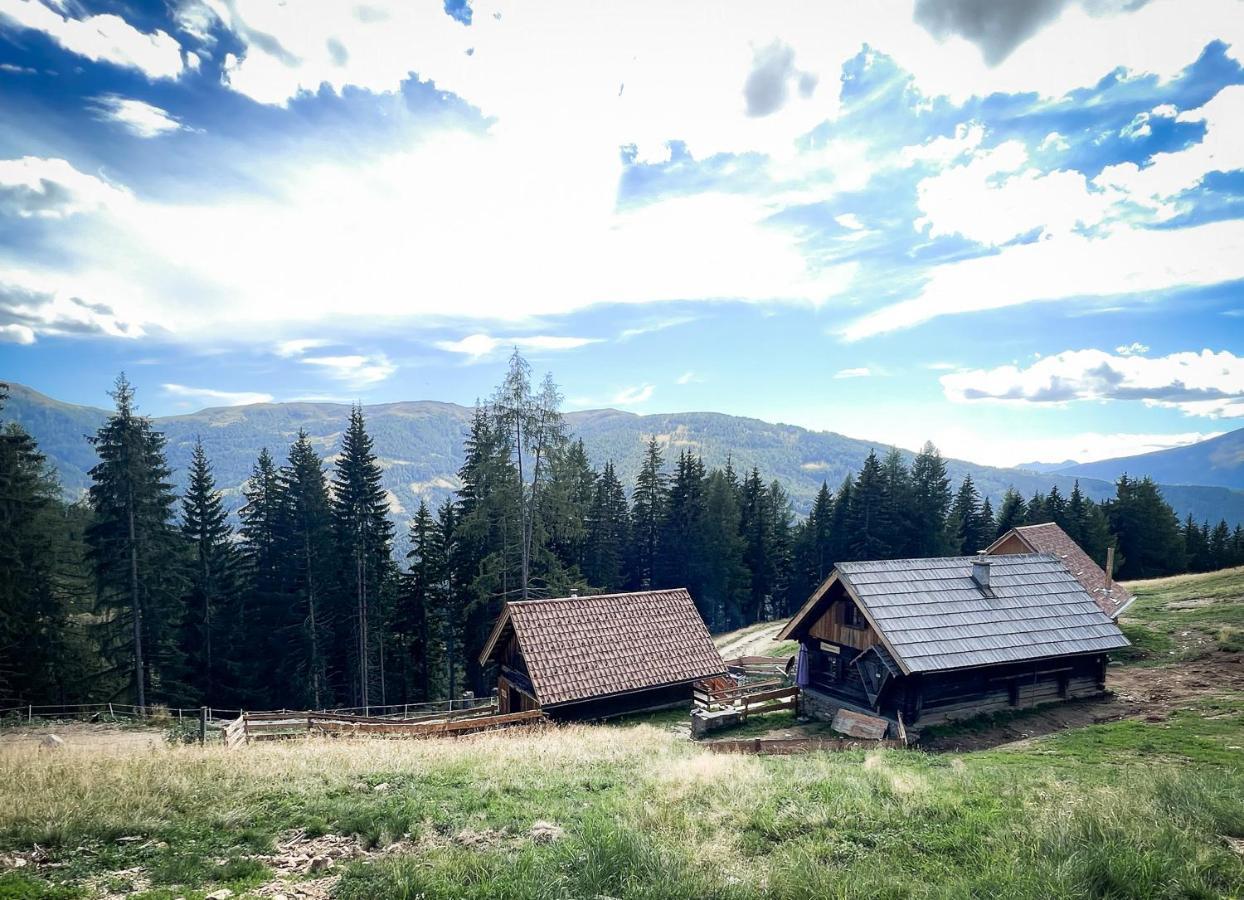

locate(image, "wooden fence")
(220, 707), (543, 749)
(693, 678), (798, 721)
(703, 736), (906, 755)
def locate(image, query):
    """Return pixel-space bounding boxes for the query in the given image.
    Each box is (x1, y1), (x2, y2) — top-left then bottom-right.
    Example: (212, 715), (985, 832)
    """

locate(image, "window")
(842, 602), (867, 629)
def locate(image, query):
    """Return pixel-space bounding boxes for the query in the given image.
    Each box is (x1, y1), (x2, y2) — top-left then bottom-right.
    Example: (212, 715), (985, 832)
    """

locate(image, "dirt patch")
(920, 653), (1244, 752)
(0, 722), (165, 753)
(716, 623), (784, 660)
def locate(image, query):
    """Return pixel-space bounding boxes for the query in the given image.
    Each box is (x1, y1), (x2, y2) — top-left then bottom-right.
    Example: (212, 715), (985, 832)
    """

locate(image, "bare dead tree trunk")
(128, 487), (145, 713)
(358, 549), (369, 709)
(305, 529), (323, 709)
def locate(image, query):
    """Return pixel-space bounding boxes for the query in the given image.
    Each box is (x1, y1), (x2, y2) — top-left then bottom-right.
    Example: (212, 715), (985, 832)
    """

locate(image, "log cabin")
(478, 588), (726, 720)
(777, 554), (1130, 736)
(987, 522), (1134, 618)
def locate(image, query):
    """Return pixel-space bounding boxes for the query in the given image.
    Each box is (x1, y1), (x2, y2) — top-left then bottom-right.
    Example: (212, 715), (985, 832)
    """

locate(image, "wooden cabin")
(987, 522), (1134, 618)
(777, 554), (1129, 735)
(478, 588), (727, 720)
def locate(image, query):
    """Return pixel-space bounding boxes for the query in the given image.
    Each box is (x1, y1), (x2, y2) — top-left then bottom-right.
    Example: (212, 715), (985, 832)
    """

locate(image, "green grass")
(4, 704), (1244, 899)
(1116, 566), (1244, 661)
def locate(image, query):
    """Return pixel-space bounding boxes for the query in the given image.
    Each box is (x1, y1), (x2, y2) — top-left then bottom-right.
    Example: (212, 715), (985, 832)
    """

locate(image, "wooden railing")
(220, 706), (542, 749)
(693, 678), (798, 720)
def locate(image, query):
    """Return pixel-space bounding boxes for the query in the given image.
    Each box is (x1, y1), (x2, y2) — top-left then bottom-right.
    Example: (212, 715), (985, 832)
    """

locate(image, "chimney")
(1105, 547), (1115, 588)
(570, 589), (579, 598)
(972, 556), (992, 591)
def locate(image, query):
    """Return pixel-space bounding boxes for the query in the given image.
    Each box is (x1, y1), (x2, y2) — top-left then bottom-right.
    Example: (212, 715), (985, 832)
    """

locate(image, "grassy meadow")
(2, 569), (1243, 900)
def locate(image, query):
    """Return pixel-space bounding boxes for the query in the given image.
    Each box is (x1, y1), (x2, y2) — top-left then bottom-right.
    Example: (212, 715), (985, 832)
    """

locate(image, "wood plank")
(830, 708), (890, 740)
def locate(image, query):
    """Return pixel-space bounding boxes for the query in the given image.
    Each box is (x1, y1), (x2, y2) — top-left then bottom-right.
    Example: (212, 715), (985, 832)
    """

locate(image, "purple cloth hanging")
(795, 643), (810, 688)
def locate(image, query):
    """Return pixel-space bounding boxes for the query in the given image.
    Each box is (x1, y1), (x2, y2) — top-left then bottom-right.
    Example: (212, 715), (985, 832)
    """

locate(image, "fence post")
(28, 705), (32, 723)
(108, 702), (113, 718)
(199, 707), (207, 746)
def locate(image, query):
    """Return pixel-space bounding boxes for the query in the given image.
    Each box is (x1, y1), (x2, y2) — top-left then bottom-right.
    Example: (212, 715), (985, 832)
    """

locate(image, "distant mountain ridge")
(5, 382), (1244, 529)
(1054, 429), (1244, 491)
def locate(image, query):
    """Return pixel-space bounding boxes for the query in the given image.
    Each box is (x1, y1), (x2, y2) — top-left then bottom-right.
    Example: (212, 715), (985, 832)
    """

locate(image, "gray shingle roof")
(836, 554), (1129, 673)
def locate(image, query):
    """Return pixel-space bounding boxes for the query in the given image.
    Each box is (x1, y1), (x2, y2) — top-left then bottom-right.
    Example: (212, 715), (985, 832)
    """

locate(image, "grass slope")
(4, 568), (1244, 899)
(1117, 566), (1244, 661)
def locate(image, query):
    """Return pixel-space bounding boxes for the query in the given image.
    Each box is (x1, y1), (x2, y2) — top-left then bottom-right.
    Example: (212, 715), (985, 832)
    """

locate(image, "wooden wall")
(807, 589), (881, 651)
(988, 533), (1029, 555)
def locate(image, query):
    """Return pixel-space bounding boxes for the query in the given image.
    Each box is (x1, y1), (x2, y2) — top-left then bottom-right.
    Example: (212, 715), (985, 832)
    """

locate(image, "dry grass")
(3, 710), (1243, 898)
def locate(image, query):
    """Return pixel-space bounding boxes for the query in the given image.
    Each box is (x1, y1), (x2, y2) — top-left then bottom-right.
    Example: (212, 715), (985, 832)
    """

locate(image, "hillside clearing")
(3, 568), (1243, 899)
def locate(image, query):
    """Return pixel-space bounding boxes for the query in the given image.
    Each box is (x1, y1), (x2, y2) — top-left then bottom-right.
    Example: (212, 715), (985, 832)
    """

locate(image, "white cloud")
(1095, 84), (1244, 210)
(612, 384), (655, 406)
(0, 274), (135, 341)
(300, 353), (397, 386)
(274, 338), (331, 357)
(435, 333), (601, 361)
(162, 383), (274, 406)
(91, 95), (186, 138)
(0, 323), (34, 344)
(842, 219), (1244, 340)
(0, 156), (130, 218)
(941, 348), (1244, 418)
(1038, 131), (1070, 152)
(618, 316), (698, 340)
(1116, 342), (1149, 356)
(914, 140), (1117, 246)
(833, 367), (872, 379)
(835, 213), (866, 231)
(901, 122), (985, 166)
(0, 0), (183, 79)
(676, 370), (703, 385)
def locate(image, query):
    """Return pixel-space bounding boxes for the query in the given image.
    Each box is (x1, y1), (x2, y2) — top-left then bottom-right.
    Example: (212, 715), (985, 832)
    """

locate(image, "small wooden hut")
(777, 554), (1129, 735)
(987, 522), (1134, 618)
(478, 588), (726, 720)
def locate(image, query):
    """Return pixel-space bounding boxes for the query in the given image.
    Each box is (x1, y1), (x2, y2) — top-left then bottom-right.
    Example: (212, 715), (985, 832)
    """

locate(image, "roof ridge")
(509, 587), (690, 606)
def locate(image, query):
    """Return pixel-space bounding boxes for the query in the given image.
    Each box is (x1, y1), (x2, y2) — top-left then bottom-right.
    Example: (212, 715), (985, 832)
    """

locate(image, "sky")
(1, 0), (1242, 468)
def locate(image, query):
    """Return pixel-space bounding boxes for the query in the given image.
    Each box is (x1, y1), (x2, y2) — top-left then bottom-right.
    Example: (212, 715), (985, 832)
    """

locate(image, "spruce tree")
(584, 461), (629, 591)
(238, 448), (283, 705)
(86, 375), (184, 710)
(1105, 476), (1185, 579)
(793, 482), (835, 604)
(393, 501), (441, 702)
(698, 469), (749, 630)
(909, 442), (951, 556)
(658, 451), (706, 597)
(847, 451), (890, 560)
(542, 439), (595, 581)
(828, 477), (853, 564)
(629, 437), (668, 589)
(879, 448), (913, 557)
(277, 431), (336, 708)
(179, 439), (242, 704)
(994, 488), (1026, 538)
(947, 475), (985, 555)
(0, 390), (89, 703)
(331, 406), (396, 707)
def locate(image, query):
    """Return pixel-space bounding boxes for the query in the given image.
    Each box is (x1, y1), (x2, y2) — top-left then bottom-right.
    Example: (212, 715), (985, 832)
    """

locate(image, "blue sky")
(1, 0), (1242, 466)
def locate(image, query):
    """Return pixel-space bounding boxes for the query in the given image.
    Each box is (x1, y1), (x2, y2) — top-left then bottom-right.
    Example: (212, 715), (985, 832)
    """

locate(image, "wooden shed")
(478, 588), (727, 720)
(777, 554), (1129, 735)
(987, 522), (1134, 618)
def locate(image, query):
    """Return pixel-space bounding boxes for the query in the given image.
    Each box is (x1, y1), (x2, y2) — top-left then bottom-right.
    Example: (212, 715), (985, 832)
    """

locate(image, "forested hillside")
(3, 358), (1242, 715)
(7, 382), (1244, 528)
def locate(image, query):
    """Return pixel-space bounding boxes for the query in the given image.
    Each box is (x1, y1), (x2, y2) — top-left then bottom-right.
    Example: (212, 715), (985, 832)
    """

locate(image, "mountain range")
(4, 382), (1244, 529)
(1053, 430), (1244, 491)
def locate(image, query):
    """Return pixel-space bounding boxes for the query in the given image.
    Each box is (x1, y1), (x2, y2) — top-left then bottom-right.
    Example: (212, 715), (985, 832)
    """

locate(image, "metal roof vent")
(971, 557), (992, 591)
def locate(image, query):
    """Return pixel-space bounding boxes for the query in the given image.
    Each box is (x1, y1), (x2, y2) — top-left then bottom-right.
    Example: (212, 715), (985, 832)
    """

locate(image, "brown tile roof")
(987, 523), (1134, 618)
(479, 589), (726, 707)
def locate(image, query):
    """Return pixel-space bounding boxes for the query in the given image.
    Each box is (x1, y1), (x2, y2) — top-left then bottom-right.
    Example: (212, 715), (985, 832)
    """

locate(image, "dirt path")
(716, 622), (785, 659)
(920, 652), (1244, 751)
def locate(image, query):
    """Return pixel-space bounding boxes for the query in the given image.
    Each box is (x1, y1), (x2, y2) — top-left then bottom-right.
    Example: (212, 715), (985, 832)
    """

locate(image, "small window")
(843, 602), (867, 629)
